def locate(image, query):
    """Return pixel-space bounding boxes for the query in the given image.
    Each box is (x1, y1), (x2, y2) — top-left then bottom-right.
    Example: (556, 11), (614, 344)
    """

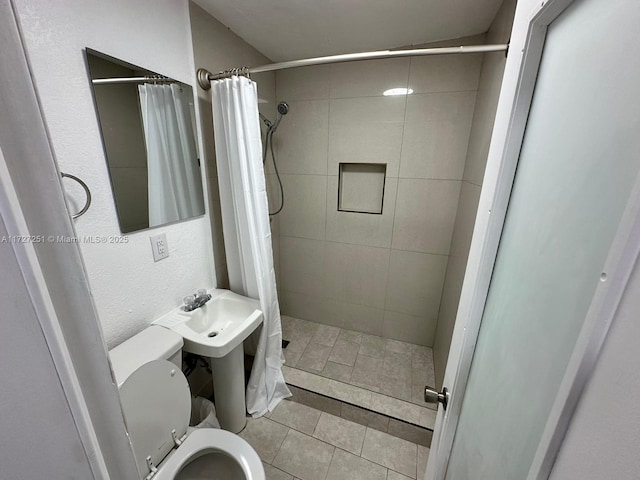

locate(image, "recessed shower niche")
(337, 163), (386, 214)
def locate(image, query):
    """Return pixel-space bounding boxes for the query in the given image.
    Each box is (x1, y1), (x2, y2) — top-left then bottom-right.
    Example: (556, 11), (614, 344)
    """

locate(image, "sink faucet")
(183, 289), (212, 311)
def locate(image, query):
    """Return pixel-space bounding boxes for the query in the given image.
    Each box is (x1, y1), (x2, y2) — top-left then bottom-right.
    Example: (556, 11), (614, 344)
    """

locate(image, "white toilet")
(109, 326), (264, 480)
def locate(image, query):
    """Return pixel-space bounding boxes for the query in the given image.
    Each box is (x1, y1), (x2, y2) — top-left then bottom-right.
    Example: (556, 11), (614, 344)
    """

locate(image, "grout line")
(278, 89), (481, 103)
(265, 423), (291, 466)
(280, 233), (453, 257)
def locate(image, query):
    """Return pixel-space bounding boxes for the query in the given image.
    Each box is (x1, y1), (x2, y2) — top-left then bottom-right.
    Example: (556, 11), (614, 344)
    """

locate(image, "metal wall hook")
(61, 172), (91, 219)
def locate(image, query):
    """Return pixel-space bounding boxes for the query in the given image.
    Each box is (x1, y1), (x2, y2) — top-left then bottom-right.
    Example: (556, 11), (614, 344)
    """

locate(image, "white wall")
(550, 258), (640, 479)
(272, 37), (484, 346)
(433, 0), (517, 387)
(14, 0), (216, 348)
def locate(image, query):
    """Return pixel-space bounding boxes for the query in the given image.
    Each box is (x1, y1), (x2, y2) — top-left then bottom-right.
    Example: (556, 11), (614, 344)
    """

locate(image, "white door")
(427, 0), (640, 478)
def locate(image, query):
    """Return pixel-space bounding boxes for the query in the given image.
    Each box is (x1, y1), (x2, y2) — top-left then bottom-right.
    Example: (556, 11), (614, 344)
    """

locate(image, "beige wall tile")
(260, 100), (278, 173)
(279, 175), (327, 240)
(430, 0), (515, 392)
(326, 300), (385, 336)
(382, 310), (436, 347)
(432, 253), (467, 388)
(276, 64), (331, 101)
(463, 32), (511, 187)
(392, 179), (461, 255)
(385, 250), (448, 318)
(400, 92), (477, 180)
(324, 242), (390, 309)
(408, 53), (483, 94)
(449, 182), (481, 257)
(274, 100), (329, 175)
(272, 48), (490, 358)
(279, 236), (325, 297)
(326, 176), (397, 248)
(329, 58), (410, 99)
(279, 290), (330, 324)
(328, 96), (406, 177)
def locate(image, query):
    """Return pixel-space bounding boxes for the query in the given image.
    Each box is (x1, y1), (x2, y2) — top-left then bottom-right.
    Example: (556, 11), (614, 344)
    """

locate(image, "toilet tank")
(109, 326), (183, 388)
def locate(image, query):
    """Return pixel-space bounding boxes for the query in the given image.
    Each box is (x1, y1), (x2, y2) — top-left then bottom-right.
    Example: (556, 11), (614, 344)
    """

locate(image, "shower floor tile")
(249, 399), (428, 480)
(281, 316), (436, 409)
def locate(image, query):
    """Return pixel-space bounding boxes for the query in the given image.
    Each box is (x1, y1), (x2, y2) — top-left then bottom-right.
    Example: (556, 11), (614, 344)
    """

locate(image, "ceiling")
(194, 0), (505, 62)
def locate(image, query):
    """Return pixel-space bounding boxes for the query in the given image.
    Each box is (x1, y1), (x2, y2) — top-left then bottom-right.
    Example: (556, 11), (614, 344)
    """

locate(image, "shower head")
(260, 101), (289, 132)
(277, 102), (289, 115)
(270, 101), (289, 131)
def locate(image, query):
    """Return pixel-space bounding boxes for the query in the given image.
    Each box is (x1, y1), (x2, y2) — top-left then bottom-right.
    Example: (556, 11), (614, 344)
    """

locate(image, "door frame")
(0, 1), (139, 478)
(427, 0), (640, 478)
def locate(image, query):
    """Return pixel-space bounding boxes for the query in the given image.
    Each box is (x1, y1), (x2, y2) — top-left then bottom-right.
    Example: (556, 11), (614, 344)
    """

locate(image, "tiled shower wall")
(432, 0), (517, 385)
(270, 36), (484, 347)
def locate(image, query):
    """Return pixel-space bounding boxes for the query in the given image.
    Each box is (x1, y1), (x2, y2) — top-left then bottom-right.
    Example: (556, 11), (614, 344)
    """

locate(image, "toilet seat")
(119, 359), (264, 480)
(153, 428), (264, 480)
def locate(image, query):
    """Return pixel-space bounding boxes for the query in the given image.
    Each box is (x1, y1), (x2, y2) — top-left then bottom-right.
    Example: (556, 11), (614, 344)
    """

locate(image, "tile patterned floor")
(281, 316), (437, 408)
(242, 399), (429, 480)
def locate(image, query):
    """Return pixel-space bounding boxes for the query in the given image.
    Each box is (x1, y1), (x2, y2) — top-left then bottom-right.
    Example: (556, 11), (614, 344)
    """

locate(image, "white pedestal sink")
(154, 289), (263, 433)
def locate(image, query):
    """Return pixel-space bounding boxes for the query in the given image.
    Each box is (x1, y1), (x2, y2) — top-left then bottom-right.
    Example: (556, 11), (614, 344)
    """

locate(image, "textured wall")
(272, 36), (484, 346)
(14, 0), (215, 348)
(433, 0), (517, 387)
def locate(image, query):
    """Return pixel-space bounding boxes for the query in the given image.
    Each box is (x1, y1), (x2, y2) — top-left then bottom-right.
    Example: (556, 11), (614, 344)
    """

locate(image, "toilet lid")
(119, 360), (191, 479)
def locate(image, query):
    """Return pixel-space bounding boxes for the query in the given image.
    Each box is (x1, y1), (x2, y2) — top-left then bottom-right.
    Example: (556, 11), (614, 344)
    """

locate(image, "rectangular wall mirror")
(85, 49), (205, 233)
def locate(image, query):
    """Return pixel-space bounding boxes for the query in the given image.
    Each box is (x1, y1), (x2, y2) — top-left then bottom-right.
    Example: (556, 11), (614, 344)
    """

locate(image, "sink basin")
(154, 289), (263, 358)
(154, 288), (263, 433)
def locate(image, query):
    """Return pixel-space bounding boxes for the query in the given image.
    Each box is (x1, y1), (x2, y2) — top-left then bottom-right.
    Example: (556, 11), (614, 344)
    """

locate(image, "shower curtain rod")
(197, 43), (509, 90)
(91, 76), (176, 85)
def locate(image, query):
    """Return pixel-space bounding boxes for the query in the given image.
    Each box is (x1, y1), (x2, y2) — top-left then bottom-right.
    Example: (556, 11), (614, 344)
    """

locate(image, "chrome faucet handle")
(195, 289), (212, 302)
(183, 295), (197, 311)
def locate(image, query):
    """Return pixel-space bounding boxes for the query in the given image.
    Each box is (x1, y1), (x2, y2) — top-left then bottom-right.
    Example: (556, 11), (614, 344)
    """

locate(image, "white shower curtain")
(139, 83), (204, 227)
(210, 76), (290, 416)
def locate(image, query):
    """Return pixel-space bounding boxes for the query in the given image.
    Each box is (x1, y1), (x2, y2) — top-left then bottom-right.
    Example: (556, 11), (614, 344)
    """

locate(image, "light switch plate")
(150, 233), (169, 262)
